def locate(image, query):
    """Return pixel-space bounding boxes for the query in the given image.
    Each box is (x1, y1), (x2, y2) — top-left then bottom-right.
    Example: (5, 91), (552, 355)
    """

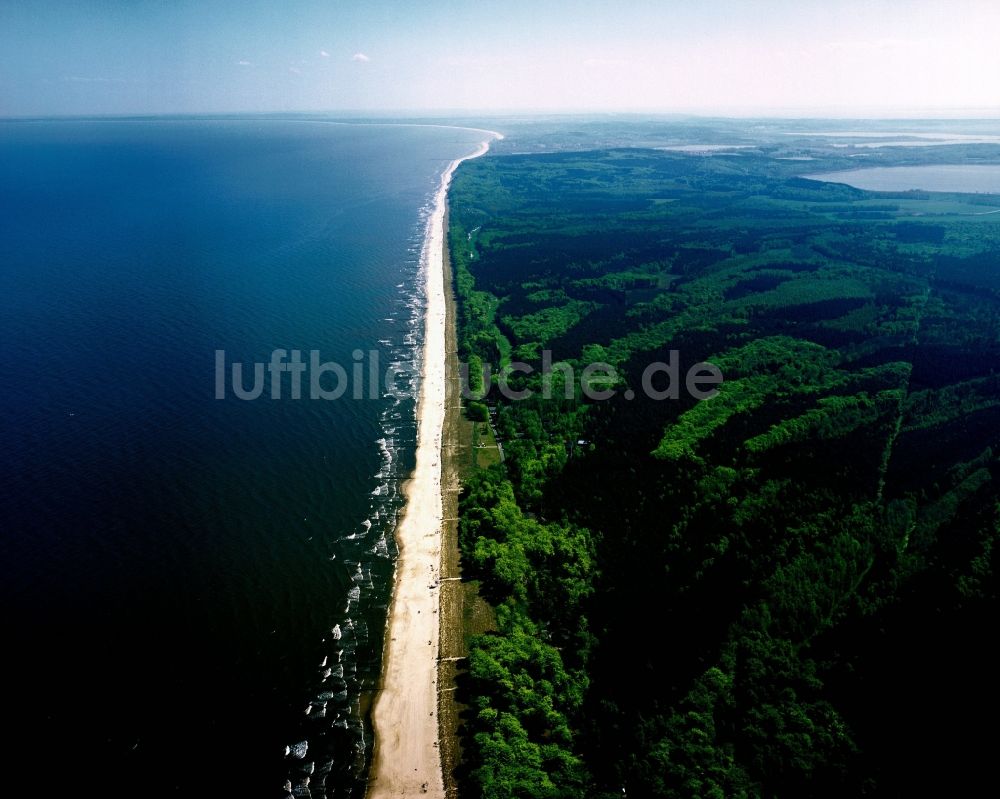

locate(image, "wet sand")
(367, 134), (498, 798)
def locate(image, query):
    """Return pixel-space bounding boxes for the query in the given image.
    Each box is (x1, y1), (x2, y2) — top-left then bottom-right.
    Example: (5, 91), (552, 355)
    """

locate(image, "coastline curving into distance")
(367, 130), (502, 799)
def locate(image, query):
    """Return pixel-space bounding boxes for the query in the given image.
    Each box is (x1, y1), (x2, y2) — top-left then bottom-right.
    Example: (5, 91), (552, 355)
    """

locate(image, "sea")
(0, 118), (488, 797)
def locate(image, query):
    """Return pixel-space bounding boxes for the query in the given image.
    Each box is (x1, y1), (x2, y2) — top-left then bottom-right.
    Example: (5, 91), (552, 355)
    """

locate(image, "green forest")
(447, 144), (1000, 797)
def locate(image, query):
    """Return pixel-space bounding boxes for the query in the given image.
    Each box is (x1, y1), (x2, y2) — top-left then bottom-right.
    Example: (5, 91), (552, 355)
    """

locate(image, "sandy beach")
(368, 132), (499, 799)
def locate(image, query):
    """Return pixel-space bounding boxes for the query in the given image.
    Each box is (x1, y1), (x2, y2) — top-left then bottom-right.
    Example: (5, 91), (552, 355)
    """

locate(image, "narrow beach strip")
(368, 131), (501, 798)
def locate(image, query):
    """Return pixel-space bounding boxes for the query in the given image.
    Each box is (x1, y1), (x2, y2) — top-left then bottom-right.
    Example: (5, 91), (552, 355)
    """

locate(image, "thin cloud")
(289, 66), (302, 75)
(236, 60), (252, 66)
(63, 75), (128, 83)
(825, 38), (926, 53)
(583, 57), (627, 67)
(320, 50), (330, 58)
(351, 52), (371, 62)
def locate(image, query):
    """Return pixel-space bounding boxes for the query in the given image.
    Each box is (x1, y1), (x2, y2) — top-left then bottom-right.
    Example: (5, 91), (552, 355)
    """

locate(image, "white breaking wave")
(285, 126), (502, 797)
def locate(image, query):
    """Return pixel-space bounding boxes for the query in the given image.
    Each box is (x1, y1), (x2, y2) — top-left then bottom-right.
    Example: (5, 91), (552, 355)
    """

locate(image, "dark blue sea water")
(0, 119), (486, 796)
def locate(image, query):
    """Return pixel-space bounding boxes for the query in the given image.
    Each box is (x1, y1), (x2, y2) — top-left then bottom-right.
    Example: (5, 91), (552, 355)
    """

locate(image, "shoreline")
(367, 133), (500, 799)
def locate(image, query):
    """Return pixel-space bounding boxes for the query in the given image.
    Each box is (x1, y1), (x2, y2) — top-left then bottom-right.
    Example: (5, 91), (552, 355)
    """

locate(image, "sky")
(1, 0), (999, 117)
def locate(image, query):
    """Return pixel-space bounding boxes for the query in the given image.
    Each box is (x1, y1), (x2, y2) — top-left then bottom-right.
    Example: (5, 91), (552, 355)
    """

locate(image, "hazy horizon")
(2, 0), (999, 119)
(4, 107), (1000, 122)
